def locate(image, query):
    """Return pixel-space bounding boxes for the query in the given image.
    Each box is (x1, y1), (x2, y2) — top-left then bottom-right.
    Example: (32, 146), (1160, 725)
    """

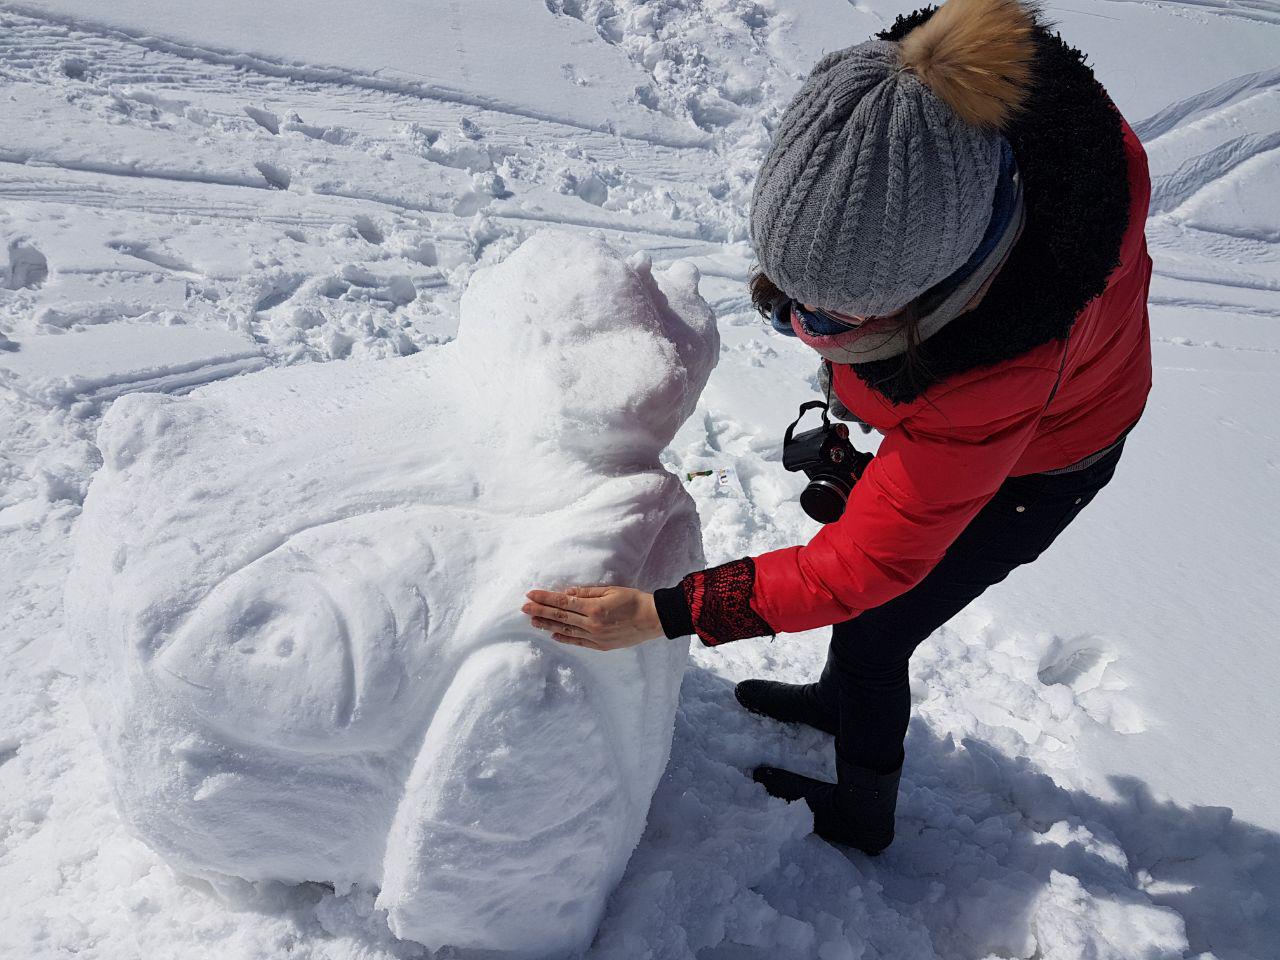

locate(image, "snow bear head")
(454, 231), (718, 468)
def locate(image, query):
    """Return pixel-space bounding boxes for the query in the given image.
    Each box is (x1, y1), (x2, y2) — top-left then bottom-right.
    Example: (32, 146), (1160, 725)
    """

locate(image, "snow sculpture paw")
(65, 232), (719, 957)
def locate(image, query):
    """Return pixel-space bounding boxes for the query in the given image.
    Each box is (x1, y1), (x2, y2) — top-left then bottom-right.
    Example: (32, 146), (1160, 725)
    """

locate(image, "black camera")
(782, 401), (874, 524)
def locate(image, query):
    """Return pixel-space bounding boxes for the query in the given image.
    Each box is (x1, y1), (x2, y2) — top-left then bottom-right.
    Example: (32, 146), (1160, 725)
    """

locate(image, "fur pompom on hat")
(749, 0), (1038, 318)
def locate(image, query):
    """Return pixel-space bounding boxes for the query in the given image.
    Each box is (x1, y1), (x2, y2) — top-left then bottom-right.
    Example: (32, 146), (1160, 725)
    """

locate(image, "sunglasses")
(769, 298), (868, 337)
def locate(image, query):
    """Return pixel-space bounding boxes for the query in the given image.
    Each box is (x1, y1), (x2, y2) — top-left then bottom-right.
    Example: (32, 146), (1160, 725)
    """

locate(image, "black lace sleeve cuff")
(654, 585), (694, 640)
(670, 557), (775, 647)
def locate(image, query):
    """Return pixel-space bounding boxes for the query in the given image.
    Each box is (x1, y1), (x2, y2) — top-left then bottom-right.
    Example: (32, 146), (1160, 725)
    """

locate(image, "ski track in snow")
(1090, 0), (1280, 27)
(2, 2), (1279, 958)
(0, 3), (715, 148)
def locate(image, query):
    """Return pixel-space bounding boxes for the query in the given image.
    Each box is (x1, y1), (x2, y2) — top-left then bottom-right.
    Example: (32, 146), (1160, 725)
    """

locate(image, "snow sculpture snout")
(65, 232), (719, 957)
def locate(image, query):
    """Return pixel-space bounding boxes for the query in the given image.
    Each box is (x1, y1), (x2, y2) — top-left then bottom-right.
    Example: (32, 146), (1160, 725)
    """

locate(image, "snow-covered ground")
(2, 1), (1278, 958)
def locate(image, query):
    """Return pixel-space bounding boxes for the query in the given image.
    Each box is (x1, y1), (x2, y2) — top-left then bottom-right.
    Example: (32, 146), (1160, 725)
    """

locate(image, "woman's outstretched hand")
(522, 585), (665, 651)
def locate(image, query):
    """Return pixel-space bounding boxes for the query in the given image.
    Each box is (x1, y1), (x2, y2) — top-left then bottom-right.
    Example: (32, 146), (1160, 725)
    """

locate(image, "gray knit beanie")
(750, 0), (1037, 317)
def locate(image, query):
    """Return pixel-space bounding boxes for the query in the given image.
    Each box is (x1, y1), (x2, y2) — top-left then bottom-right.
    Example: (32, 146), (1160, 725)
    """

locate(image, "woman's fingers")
(522, 599), (590, 627)
(524, 585), (658, 653)
(525, 588), (586, 611)
(524, 586), (599, 616)
(528, 586), (614, 609)
(524, 586), (619, 630)
(530, 617), (601, 648)
(531, 615), (581, 634)
(553, 632), (603, 650)
(565, 585), (612, 599)
(531, 616), (611, 650)
(531, 616), (608, 646)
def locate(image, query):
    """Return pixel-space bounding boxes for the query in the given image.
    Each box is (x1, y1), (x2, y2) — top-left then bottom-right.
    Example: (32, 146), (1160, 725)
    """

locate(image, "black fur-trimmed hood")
(849, 8), (1131, 404)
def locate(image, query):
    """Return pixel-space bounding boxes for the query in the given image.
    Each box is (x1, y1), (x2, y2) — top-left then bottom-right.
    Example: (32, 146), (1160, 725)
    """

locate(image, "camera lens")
(800, 477), (852, 524)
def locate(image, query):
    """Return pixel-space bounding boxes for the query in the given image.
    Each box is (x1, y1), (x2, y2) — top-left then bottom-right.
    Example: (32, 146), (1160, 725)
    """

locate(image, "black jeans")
(817, 440), (1127, 774)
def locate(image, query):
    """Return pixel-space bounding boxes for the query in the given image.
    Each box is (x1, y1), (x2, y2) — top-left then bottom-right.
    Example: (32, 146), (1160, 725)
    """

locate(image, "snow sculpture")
(64, 232), (718, 956)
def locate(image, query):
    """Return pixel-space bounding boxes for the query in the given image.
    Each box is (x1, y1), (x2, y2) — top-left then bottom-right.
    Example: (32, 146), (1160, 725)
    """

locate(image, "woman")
(522, 0), (1152, 855)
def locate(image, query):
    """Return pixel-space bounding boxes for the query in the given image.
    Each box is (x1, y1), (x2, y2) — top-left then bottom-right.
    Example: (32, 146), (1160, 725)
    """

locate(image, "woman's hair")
(748, 269), (936, 393)
(747, 270), (785, 319)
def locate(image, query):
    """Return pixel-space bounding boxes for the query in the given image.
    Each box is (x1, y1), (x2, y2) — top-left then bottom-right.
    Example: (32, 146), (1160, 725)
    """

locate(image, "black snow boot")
(752, 757), (901, 856)
(734, 679), (839, 737)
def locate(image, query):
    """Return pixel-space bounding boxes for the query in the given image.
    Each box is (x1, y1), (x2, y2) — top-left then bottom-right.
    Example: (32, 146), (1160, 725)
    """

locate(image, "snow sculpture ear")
(454, 232), (718, 467)
(627, 251), (718, 409)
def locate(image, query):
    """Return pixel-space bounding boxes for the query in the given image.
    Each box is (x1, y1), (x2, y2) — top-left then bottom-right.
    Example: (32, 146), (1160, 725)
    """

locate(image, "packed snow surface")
(4, 0), (707, 146)
(3, 0), (1279, 958)
(63, 233), (717, 956)
(0, 322), (267, 406)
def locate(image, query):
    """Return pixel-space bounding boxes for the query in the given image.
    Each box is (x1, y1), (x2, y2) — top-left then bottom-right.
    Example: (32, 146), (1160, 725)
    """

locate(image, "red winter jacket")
(657, 115), (1152, 646)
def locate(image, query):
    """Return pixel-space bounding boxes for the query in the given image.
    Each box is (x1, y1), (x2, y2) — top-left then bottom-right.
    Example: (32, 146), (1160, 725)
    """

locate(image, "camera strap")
(784, 400), (831, 446)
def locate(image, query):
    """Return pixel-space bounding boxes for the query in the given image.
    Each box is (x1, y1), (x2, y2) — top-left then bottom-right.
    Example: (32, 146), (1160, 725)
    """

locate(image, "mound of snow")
(63, 232), (719, 957)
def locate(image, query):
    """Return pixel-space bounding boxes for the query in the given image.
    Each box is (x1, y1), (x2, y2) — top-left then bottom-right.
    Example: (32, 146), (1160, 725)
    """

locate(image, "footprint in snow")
(243, 105), (280, 135)
(353, 215), (384, 245)
(105, 240), (195, 275)
(4, 238), (49, 290)
(255, 160), (291, 191)
(1038, 635), (1147, 735)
